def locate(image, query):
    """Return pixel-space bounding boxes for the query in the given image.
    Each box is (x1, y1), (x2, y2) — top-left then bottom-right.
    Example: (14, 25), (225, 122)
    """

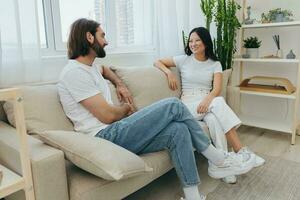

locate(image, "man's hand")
(116, 83), (134, 104)
(125, 102), (137, 116)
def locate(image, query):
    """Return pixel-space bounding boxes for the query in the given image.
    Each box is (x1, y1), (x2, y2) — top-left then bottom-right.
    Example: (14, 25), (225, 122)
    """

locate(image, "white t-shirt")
(173, 54), (222, 93)
(58, 60), (113, 136)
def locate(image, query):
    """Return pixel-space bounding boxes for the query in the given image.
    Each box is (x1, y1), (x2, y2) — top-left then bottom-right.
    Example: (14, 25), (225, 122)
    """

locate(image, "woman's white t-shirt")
(173, 54), (222, 119)
(173, 54), (222, 94)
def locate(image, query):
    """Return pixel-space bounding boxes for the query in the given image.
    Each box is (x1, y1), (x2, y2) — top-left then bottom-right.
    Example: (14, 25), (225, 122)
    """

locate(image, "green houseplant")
(243, 36), (262, 58)
(261, 8), (293, 23)
(200, 0), (241, 70)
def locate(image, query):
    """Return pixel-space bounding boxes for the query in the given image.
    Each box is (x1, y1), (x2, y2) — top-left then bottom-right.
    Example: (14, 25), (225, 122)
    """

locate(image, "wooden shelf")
(0, 165), (25, 199)
(239, 114), (293, 133)
(242, 21), (300, 29)
(0, 88), (35, 200)
(234, 58), (300, 63)
(236, 87), (297, 99)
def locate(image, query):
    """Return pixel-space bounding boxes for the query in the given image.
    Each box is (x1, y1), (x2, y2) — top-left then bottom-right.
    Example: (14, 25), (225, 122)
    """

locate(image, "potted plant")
(261, 8), (293, 23)
(243, 36), (262, 58)
(200, 0), (241, 70)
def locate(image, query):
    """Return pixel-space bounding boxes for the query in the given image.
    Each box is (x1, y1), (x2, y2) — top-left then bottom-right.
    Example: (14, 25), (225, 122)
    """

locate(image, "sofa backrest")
(1, 66), (231, 134)
(112, 66), (181, 110)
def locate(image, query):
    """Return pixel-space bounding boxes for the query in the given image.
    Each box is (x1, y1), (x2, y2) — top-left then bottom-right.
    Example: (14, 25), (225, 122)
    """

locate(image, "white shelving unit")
(0, 88), (35, 200)
(235, 0), (300, 144)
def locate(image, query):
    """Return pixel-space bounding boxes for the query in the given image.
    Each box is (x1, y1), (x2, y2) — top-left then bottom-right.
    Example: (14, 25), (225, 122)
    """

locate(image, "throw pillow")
(38, 130), (152, 181)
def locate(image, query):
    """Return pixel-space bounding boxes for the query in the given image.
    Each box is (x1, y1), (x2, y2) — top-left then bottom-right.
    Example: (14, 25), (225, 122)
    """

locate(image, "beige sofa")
(0, 66), (232, 200)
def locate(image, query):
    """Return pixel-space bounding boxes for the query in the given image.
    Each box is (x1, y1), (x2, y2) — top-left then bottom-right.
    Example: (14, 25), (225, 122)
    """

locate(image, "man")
(58, 18), (255, 200)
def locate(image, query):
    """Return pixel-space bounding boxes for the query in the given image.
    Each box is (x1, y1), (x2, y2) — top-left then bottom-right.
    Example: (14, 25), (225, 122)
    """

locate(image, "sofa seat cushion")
(111, 66), (181, 110)
(38, 130), (152, 181)
(3, 84), (74, 134)
(66, 150), (172, 200)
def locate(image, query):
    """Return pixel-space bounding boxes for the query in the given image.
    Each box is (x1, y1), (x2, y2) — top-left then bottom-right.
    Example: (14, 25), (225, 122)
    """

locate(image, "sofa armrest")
(0, 121), (69, 200)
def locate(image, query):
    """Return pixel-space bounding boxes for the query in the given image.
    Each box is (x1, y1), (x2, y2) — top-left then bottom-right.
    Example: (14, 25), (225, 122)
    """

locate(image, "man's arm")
(101, 66), (135, 106)
(80, 93), (131, 124)
(102, 65), (124, 87)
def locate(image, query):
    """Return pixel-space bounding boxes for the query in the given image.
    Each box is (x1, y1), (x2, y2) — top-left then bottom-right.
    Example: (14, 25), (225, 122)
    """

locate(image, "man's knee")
(169, 122), (191, 142)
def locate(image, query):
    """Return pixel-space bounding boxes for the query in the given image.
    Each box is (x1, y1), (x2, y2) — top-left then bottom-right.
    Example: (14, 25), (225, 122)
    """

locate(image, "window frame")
(38, 0), (155, 57)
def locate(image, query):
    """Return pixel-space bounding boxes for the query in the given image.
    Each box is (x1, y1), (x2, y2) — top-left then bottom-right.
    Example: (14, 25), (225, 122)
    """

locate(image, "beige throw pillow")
(3, 84), (74, 134)
(39, 130), (152, 181)
(111, 66), (181, 110)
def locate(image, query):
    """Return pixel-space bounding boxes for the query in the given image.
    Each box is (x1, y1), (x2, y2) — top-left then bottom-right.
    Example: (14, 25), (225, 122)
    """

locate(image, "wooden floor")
(125, 126), (300, 200)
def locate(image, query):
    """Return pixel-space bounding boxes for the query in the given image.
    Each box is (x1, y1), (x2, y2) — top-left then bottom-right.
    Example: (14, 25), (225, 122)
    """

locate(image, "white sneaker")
(180, 193), (206, 200)
(238, 147), (265, 167)
(222, 175), (237, 184)
(208, 151), (255, 179)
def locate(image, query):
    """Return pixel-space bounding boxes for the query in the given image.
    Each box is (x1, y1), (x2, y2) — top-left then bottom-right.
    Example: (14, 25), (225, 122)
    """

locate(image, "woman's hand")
(166, 72), (178, 91)
(197, 97), (213, 114)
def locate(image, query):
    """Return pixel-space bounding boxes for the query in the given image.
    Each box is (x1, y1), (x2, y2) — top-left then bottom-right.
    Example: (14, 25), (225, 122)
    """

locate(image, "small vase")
(276, 49), (283, 58)
(246, 48), (259, 58)
(286, 49), (296, 59)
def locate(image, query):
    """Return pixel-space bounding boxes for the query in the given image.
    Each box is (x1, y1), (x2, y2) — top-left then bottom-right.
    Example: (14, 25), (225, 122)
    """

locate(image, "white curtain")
(0, 0), (41, 87)
(154, 0), (215, 58)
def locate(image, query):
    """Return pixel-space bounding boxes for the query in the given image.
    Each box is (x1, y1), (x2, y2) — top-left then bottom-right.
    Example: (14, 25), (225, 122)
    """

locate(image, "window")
(37, 0), (154, 55)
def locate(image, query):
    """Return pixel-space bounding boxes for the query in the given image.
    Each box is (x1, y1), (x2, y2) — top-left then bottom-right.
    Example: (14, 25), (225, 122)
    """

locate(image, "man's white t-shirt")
(173, 54), (222, 93)
(58, 60), (113, 136)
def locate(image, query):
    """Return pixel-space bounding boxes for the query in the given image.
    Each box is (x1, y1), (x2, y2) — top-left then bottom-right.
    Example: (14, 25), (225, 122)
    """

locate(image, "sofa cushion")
(111, 66), (181, 110)
(3, 84), (74, 134)
(38, 130), (152, 181)
(66, 150), (172, 200)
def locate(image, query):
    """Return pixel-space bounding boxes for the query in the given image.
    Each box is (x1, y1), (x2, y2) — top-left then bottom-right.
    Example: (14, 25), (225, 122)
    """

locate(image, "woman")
(154, 27), (265, 184)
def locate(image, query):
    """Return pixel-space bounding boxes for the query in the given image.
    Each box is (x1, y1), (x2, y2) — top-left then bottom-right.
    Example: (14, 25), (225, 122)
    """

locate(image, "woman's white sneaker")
(180, 193), (206, 200)
(222, 175), (237, 184)
(238, 147), (265, 167)
(208, 151), (255, 179)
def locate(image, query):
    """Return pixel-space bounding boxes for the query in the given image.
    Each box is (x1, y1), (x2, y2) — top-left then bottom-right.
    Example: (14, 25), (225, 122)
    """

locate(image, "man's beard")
(91, 40), (106, 58)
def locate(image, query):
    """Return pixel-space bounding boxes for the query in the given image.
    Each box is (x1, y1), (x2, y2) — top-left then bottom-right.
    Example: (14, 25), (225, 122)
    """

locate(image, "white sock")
(183, 185), (201, 200)
(201, 144), (225, 166)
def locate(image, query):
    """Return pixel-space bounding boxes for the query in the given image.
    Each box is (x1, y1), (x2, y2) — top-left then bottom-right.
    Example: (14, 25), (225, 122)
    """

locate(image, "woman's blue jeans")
(95, 97), (210, 186)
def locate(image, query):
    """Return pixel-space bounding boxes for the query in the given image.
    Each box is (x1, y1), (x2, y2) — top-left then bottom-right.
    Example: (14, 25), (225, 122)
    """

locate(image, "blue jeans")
(95, 97), (210, 186)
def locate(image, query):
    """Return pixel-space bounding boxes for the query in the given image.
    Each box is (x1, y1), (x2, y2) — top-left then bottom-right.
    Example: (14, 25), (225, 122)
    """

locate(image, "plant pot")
(275, 13), (284, 22)
(246, 48), (259, 58)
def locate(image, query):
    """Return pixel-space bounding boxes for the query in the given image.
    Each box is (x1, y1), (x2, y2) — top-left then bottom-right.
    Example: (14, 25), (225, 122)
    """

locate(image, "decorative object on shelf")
(243, 36), (262, 58)
(286, 49), (296, 59)
(200, 0), (241, 70)
(182, 30), (188, 49)
(243, 6), (255, 24)
(273, 35), (283, 58)
(261, 8), (294, 23)
(239, 76), (296, 95)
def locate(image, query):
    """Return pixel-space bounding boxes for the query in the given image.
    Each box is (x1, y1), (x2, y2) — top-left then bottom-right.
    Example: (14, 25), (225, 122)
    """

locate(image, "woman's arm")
(154, 58), (178, 90)
(197, 72), (223, 114)
(210, 72), (223, 98)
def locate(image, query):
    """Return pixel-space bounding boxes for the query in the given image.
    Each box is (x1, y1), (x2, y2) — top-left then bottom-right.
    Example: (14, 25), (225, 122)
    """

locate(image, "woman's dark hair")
(184, 27), (218, 61)
(67, 18), (100, 59)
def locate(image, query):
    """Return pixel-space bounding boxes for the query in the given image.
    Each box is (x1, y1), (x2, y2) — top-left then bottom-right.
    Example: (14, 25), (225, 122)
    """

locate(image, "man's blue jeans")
(95, 97), (211, 186)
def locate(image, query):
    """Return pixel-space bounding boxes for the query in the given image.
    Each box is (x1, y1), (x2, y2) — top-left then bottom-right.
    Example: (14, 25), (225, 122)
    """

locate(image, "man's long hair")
(67, 18), (100, 59)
